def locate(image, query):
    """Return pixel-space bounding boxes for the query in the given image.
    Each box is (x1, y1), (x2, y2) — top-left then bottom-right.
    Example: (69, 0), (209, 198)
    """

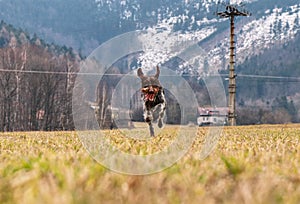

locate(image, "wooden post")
(216, 4), (251, 126)
(228, 15), (236, 126)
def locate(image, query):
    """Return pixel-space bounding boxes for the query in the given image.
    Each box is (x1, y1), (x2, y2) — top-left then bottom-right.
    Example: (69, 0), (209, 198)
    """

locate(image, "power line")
(237, 74), (300, 80)
(0, 69), (77, 75)
(0, 69), (189, 76)
(1, 68), (300, 81)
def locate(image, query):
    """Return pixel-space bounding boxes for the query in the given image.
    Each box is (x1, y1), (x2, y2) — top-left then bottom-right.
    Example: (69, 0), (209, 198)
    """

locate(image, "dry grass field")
(0, 124), (300, 204)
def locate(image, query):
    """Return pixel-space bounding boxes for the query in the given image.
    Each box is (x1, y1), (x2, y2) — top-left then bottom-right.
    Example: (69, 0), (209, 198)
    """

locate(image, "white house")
(197, 107), (228, 126)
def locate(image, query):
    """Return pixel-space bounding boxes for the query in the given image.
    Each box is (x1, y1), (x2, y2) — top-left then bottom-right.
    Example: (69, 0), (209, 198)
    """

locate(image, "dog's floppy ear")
(154, 65), (160, 78)
(137, 68), (144, 79)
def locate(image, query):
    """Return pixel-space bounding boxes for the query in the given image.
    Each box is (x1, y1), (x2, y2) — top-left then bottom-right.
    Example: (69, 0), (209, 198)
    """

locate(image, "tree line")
(0, 23), (80, 131)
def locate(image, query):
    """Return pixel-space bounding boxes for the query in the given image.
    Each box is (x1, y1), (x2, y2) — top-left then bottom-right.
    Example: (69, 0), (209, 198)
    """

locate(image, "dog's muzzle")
(141, 86), (160, 102)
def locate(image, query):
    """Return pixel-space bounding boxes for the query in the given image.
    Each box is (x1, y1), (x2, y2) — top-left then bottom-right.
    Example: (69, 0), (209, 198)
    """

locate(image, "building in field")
(197, 107), (228, 126)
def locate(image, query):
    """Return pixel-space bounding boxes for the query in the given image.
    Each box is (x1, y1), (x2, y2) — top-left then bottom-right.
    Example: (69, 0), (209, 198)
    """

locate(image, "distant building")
(197, 107), (228, 126)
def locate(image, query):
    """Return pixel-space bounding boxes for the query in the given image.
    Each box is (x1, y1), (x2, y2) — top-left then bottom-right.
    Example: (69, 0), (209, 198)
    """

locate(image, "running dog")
(137, 66), (166, 136)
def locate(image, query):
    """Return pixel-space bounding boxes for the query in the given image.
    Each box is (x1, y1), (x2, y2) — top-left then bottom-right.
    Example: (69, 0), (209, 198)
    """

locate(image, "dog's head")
(137, 66), (162, 102)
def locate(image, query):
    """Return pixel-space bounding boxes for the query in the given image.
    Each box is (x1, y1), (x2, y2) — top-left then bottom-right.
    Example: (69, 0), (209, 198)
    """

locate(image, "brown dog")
(137, 66), (166, 136)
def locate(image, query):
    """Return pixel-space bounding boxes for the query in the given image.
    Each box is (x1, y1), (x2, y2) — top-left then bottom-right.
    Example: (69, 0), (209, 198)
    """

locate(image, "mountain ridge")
(0, 0), (299, 58)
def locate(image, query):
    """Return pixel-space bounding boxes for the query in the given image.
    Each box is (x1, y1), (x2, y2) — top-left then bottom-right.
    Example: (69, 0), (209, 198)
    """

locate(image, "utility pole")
(217, 4), (251, 126)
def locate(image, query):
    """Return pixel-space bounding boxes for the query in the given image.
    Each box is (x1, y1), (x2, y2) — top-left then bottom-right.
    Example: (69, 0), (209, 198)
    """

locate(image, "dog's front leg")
(148, 121), (154, 137)
(146, 111), (154, 136)
(143, 106), (155, 136)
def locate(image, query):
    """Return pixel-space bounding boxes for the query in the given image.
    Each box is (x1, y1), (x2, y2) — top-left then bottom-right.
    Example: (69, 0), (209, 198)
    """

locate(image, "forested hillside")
(0, 21), (80, 131)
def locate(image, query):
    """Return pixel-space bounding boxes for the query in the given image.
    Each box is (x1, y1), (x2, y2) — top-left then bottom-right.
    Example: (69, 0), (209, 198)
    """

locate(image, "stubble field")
(0, 124), (300, 204)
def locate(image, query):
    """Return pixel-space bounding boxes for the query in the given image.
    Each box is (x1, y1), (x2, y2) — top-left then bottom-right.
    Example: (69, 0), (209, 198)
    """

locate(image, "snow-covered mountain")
(0, 0), (299, 74)
(129, 1), (300, 75)
(211, 3), (300, 71)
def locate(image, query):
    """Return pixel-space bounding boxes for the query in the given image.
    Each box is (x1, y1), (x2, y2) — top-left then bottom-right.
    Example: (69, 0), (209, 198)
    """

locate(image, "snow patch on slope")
(208, 4), (300, 71)
(137, 16), (216, 75)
